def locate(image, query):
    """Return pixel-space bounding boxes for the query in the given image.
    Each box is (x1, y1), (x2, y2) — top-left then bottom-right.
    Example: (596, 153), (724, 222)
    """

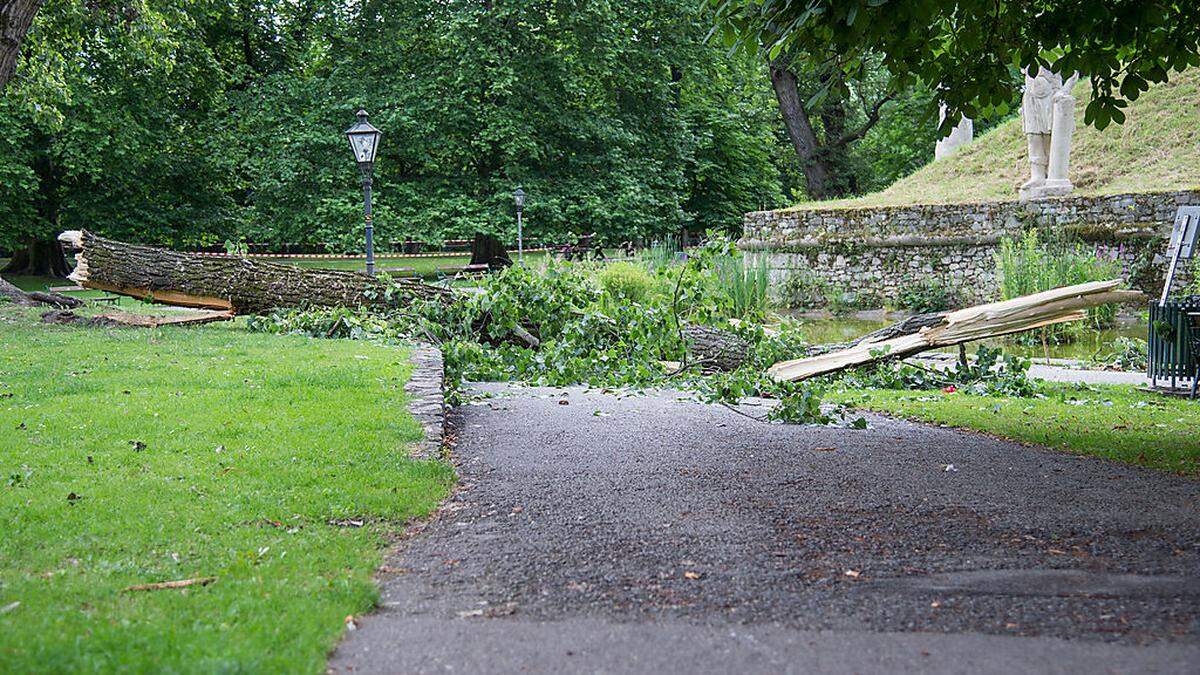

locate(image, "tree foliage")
(706, 0), (1200, 131)
(0, 0), (788, 253)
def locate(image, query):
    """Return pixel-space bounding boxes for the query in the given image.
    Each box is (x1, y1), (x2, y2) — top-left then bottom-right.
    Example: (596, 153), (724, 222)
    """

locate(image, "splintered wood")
(768, 280), (1143, 382)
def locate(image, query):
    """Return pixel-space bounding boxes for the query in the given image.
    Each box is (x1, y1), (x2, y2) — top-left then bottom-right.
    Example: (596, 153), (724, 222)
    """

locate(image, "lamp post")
(513, 186), (526, 262)
(345, 110), (382, 276)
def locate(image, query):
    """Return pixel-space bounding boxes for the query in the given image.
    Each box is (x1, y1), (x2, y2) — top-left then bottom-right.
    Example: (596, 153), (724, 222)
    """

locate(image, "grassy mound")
(789, 69), (1200, 210)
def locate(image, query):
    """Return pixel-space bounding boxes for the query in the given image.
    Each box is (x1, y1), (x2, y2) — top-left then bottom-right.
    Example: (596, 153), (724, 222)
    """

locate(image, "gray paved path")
(330, 384), (1200, 674)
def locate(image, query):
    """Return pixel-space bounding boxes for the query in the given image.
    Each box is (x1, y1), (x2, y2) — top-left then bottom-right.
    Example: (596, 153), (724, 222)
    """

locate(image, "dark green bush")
(896, 278), (956, 313)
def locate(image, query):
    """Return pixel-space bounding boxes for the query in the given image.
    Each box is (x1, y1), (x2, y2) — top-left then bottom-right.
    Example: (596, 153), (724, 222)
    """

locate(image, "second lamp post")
(513, 186), (526, 262)
(345, 110), (382, 276)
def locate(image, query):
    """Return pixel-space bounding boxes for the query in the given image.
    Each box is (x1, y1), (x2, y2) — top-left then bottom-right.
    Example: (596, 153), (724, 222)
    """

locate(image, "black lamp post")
(513, 186), (526, 262)
(345, 110), (382, 276)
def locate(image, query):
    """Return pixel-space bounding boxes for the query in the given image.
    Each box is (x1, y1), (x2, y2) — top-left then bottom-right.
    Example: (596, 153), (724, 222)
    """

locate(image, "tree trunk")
(682, 324), (751, 373)
(0, 275), (34, 305)
(0, 274), (81, 308)
(1, 236), (69, 277)
(817, 88), (857, 195)
(0, 0), (42, 91)
(468, 233), (512, 270)
(60, 230), (451, 315)
(769, 60), (835, 200)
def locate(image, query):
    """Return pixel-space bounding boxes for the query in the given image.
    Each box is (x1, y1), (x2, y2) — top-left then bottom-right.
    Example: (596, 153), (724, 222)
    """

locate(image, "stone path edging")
(404, 344), (445, 460)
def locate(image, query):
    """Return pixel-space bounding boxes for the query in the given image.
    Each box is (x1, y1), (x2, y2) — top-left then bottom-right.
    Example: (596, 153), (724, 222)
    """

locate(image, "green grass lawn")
(831, 383), (1200, 475)
(264, 250), (555, 277)
(0, 308), (452, 672)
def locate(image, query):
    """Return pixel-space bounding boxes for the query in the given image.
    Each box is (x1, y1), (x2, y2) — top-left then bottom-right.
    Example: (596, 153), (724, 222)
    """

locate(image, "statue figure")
(934, 103), (973, 159)
(1019, 67), (1079, 200)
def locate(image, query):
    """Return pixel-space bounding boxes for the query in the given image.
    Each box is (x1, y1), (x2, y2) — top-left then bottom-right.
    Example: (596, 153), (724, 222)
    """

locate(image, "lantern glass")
(345, 110), (382, 165)
(513, 187), (526, 209)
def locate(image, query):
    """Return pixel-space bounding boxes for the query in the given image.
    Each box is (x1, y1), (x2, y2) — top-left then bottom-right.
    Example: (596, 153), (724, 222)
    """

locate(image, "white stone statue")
(1019, 67), (1079, 200)
(934, 103), (973, 159)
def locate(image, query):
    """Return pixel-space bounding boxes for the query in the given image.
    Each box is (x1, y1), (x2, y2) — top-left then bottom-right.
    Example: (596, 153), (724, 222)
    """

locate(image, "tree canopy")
(706, 0), (1200, 131)
(1, 0), (797, 255)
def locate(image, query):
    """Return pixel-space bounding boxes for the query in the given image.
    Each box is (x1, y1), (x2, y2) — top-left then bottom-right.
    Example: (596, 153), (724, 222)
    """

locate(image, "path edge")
(405, 343), (446, 460)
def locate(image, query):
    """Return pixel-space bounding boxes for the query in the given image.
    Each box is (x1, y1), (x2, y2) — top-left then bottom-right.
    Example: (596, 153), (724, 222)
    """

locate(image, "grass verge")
(0, 308), (452, 672)
(831, 383), (1200, 475)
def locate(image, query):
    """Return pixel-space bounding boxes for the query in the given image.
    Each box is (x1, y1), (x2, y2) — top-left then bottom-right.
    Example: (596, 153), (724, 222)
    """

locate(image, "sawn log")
(58, 230), (451, 315)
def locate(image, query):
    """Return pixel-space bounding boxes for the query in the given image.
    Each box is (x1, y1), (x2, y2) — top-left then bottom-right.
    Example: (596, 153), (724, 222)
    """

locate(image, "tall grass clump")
(712, 251), (770, 320)
(995, 229), (1123, 343)
(639, 235), (681, 273)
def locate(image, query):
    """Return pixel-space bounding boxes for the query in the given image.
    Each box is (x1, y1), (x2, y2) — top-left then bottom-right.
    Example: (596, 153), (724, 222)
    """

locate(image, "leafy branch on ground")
(251, 236), (1042, 423)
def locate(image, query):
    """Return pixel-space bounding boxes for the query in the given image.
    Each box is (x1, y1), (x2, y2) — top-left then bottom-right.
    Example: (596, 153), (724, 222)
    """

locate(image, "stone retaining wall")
(739, 190), (1199, 306)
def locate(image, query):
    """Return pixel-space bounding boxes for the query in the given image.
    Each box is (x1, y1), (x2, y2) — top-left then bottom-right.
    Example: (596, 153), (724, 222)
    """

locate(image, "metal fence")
(1148, 295), (1200, 391)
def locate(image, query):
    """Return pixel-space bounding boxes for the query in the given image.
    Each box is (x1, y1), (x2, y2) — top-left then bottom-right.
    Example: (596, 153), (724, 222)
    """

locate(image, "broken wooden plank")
(768, 280), (1144, 382)
(96, 310), (236, 328)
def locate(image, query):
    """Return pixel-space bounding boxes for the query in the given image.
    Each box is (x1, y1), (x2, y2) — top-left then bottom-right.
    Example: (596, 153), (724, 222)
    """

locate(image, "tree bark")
(60, 230), (452, 315)
(0, 0), (42, 91)
(1, 236), (69, 277)
(0, 274), (80, 308)
(682, 324), (751, 373)
(468, 233), (512, 270)
(0, 275), (34, 305)
(769, 60), (834, 200)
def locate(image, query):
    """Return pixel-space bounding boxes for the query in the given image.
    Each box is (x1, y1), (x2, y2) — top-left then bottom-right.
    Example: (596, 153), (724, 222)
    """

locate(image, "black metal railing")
(1148, 295), (1200, 391)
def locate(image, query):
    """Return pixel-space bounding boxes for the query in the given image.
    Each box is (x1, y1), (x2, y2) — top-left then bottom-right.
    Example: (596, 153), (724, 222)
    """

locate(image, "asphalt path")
(330, 383), (1200, 674)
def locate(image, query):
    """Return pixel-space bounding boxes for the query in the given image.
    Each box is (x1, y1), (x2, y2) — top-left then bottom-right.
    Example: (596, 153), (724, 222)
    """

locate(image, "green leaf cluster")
(0, 0), (788, 251)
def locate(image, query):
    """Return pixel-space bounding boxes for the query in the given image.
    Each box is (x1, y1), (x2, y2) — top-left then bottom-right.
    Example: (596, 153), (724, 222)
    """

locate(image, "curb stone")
(404, 344), (445, 460)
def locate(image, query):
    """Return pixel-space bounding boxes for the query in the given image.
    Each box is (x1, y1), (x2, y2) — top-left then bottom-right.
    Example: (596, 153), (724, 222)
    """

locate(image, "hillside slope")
(789, 69), (1200, 210)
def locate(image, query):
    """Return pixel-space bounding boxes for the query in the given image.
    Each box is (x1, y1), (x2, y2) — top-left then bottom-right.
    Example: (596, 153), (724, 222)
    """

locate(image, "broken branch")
(122, 577), (216, 592)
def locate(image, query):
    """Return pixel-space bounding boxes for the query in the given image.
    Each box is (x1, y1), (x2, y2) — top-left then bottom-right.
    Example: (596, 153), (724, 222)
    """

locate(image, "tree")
(768, 56), (896, 199)
(1, 0), (789, 264)
(707, 0), (1200, 131)
(0, 0), (42, 91)
(1, 0), (236, 276)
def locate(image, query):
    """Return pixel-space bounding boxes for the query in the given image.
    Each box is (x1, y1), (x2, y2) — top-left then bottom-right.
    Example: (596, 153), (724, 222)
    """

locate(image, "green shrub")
(1188, 258), (1200, 295)
(995, 229), (1124, 343)
(1090, 336), (1148, 371)
(779, 270), (829, 309)
(896, 278), (956, 313)
(598, 262), (659, 304)
(826, 286), (860, 316)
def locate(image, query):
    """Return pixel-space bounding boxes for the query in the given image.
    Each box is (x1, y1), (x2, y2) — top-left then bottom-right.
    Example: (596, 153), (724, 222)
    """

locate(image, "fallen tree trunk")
(768, 280), (1143, 382)
(59, 230), (451, 314)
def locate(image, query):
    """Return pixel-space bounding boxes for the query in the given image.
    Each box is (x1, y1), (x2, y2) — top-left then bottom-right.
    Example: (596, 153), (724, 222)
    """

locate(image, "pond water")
(782, 310), (1146, 362)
